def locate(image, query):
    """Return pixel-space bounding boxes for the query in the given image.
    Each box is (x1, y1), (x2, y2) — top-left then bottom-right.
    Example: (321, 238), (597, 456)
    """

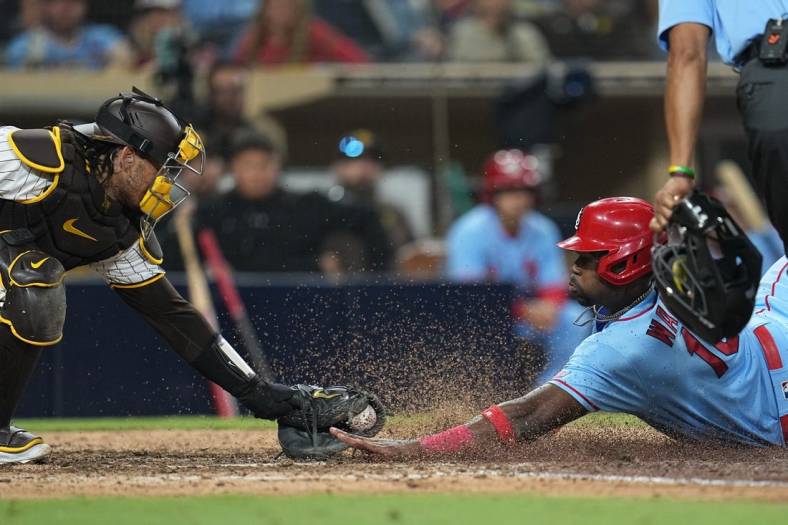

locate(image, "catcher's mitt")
(277, 384), (386, 460)
(277, 426), (348, 460)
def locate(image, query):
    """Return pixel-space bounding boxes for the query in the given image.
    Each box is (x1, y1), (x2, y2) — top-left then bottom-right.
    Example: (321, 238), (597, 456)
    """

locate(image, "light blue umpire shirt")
(658, 1), (788, 65)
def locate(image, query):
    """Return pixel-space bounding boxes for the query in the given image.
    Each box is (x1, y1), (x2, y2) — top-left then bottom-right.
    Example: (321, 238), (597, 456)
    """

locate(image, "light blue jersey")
(446, 205), (566, 292)
(550, 257), (788, 446)
(446, 205), (589, 381)
(5, 25), (127, 70)
(749, 225), (785, 276)
(658, 0), (788, 64)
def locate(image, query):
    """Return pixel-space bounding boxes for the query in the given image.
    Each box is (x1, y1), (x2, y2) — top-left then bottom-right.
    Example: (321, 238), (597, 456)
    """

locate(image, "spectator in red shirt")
(233, 0), (369, 65)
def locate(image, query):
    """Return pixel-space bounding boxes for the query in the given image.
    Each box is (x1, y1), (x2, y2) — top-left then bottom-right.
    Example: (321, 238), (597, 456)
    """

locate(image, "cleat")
(0, 426), (51, 465)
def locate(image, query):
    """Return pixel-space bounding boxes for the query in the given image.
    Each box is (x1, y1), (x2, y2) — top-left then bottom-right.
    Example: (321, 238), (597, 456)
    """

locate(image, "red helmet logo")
(557, 197), (656, 285)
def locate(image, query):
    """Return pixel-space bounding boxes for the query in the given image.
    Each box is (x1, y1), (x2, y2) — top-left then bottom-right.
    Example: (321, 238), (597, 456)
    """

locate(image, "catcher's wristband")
(667, 164), (696, 180)
(481, 405), (516, 445)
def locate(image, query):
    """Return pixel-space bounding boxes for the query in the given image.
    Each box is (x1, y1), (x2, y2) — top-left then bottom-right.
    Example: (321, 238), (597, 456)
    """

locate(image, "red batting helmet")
(557, 197), (655, 286)
(482, 149), (541, 197)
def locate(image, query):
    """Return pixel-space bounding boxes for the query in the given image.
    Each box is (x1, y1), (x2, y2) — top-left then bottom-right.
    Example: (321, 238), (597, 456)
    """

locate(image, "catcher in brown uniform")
(0, 88), (384, 464)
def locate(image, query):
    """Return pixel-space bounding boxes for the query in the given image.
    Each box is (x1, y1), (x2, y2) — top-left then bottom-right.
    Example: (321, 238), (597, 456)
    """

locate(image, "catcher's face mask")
(652, 191), (762, 343)
(138, 125), (205, 238)
(92, 87), (205, 238)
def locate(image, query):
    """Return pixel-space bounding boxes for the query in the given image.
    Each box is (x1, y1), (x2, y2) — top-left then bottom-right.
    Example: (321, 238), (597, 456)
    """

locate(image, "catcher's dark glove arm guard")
(114, 276), (297, 419)
(113, 275), (214, 361)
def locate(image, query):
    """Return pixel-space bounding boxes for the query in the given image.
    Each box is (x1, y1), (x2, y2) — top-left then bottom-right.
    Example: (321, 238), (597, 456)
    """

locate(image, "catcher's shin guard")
(0, 246), (66, 346)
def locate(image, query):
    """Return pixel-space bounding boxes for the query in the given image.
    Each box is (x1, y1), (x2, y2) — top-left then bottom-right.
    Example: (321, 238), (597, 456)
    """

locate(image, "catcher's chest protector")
(0, 127), (140, 270)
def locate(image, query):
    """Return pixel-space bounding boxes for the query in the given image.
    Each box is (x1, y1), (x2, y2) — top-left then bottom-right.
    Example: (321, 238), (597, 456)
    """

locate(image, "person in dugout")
(445, 149), (589, 384)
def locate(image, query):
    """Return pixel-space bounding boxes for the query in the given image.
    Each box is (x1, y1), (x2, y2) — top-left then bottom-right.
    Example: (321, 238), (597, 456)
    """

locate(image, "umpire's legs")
(737, 59), (788, 255)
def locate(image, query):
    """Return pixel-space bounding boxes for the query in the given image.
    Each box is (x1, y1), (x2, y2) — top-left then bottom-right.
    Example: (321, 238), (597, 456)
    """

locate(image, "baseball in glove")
(277, 384), (386, 460)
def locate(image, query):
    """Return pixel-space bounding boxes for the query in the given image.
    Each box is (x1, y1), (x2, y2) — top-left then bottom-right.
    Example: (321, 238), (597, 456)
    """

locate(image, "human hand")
(329, 427), (422, 458)
(650, 176), (695, 233)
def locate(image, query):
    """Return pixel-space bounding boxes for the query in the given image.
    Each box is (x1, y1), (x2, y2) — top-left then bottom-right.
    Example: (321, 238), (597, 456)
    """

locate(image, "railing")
(0, 61), (739, 117)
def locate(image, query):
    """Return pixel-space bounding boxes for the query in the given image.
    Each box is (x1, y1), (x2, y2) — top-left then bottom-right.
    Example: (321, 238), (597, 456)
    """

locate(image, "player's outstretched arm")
(113, 275), (298, 419)
(113, 275), (387, 447)
(330, 384), (586, 458)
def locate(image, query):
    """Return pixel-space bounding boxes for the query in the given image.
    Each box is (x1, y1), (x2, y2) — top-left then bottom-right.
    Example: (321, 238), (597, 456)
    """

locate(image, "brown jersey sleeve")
(112, 275), (215, 362)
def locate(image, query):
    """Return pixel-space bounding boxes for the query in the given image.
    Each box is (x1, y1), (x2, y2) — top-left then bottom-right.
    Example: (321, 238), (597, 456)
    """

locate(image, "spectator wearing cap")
(330, 130), (414, 252)
(194, 131), (392, 273)
(5, 0), (133, 69)
(446, 0), (551, 63)
(233, 0), (369, 65)
(445, 149), (588, 384)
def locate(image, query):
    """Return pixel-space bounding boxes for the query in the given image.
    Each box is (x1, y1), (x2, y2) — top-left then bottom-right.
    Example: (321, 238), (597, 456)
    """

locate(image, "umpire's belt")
(734, 36), (788, 69)
(735, 38), (762, 68)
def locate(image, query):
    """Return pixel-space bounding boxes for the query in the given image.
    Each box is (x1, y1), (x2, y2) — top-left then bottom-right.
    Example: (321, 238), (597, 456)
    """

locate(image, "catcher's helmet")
(94, 87), (205, 236)
(482, 149), (541, 197)
(652, 191), (762, 343)
(557, 197), (655, 286)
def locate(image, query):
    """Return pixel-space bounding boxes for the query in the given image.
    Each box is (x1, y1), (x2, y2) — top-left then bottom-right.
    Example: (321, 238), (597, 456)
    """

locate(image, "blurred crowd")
(0, 0), (669, 275)
(0, 0), (661, 71)
(0, 0), (665, 377)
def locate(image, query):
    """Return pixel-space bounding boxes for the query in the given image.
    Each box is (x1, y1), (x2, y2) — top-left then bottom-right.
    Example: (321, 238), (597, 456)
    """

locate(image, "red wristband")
(419, 424), (475, 453)
(481, 405), (516, 445)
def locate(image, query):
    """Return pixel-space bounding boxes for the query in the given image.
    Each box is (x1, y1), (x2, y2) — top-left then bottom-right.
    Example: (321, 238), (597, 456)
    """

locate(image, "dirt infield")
(3, 424), (788, 501)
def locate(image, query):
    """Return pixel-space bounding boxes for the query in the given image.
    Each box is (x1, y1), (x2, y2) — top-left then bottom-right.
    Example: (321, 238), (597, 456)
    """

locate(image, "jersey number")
(680, 329), (739, 378)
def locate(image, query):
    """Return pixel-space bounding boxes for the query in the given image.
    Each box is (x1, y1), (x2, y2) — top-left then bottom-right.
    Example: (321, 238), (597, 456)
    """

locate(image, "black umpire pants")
(736, 58), (788, 255)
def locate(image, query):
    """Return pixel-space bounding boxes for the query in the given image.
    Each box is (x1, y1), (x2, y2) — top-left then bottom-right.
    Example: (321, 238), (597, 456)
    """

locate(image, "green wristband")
(668, 164), (696, 179)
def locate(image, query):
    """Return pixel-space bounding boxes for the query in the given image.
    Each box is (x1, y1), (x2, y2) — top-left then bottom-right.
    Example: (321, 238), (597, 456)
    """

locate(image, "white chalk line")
(45, 462), (788, 489)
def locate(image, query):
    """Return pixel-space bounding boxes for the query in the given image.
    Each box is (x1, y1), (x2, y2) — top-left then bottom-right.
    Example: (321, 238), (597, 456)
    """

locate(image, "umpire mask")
(652, 191), (762, 343)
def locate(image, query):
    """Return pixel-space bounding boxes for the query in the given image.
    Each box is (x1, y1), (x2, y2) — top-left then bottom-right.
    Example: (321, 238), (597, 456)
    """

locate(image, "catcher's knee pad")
(0, 250), (66, 345)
